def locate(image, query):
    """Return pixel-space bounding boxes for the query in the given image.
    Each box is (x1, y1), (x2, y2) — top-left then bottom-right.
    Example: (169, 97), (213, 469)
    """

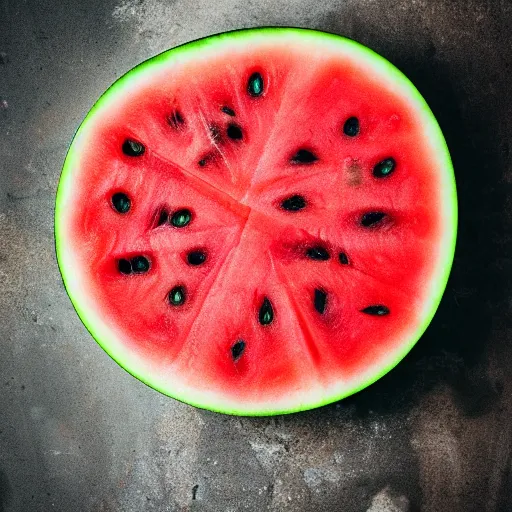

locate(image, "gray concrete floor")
(1, 0), (511, 511)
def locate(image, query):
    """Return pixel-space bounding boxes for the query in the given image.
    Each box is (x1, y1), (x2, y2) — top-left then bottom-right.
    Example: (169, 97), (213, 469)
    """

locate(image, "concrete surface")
(1, 0), (511, 510)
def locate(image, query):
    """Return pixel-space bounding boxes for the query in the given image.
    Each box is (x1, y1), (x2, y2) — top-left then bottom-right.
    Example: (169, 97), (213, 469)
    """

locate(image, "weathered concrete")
(0, 0), (511, 510)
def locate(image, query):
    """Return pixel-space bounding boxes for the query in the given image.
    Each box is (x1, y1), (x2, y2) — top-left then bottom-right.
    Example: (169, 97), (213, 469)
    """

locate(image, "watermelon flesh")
(56, 28), (457, 415)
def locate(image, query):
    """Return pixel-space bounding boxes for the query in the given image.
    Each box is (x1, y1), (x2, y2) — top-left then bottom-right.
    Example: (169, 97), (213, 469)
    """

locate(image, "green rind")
(55, 27), (457, 416)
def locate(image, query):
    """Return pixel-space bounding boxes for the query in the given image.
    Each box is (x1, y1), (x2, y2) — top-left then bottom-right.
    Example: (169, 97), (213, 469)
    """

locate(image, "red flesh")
(65, 44), (442, 402)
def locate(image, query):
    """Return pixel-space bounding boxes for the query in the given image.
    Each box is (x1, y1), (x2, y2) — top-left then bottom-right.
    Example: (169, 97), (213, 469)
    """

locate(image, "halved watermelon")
(55, 28), (457, 415)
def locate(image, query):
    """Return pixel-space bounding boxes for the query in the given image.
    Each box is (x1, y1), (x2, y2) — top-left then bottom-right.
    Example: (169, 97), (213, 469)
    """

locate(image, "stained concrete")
(0, 0), (511, 510)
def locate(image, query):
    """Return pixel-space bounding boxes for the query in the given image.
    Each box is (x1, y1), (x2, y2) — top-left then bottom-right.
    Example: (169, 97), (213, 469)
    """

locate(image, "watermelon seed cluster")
(153, 207), (192, 228)
(108, 68), (396, 366)
(118, 256), (150, 275)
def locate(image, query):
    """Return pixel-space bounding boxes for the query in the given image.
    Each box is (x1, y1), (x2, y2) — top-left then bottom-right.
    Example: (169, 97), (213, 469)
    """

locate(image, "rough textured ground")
(0, 0), (511, 511)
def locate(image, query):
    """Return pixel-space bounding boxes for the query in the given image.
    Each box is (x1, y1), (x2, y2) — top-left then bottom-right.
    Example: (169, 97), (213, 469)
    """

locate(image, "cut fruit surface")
(55, 28), (457, 415)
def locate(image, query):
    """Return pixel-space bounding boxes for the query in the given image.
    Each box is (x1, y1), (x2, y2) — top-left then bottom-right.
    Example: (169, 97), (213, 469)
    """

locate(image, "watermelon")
(55, 28), (457, 415)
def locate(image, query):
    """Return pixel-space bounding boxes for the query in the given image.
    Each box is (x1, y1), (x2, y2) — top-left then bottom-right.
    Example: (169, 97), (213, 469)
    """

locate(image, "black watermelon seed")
(167, 110), (185, 129)
(171, 209), (192, 228)
(187, 250), (206, 266)
(247, 72), (264, 97)
(118, 259), (132, 275)
(281, 195), (306, 211)
(343, 116), (360, 137)
(339, 252), (349, 265)
(259, 297), (274, 326)
(291, 149), (318, 164)
(314, 289), (327, 314)
(306, 246), (330, 261)
(157, 209), (168, 226)
(231, 339), (246, 361)
(131, 256), (150, 273)
(168, 286), (186, 306)
(361, 212), (387, 227)
(111, 193), (131, 214)
(122, 139), (145, 157)
(221, 106), (235, 116)
(373, 158), (396, 178)
(198, 153), (215, 167)
(227, 124), (243, 140)
(361, 305), (390, 316)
